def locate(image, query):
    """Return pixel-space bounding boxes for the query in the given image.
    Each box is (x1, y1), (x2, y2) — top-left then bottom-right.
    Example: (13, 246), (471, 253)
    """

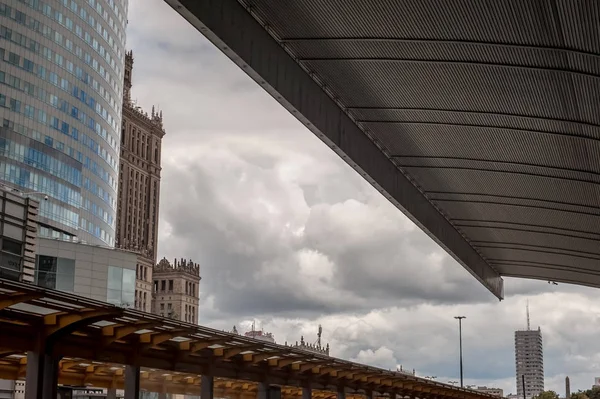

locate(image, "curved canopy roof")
(167, 0), (600, 299)
(0, 280), (494, 399)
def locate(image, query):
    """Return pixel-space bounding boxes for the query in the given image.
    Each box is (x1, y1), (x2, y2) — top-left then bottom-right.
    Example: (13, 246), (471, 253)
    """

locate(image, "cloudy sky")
(125, 0), (600, 395)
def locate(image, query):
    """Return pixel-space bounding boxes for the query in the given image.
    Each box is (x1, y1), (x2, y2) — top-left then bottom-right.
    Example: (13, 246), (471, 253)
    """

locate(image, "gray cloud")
(126, 0), (600, 396)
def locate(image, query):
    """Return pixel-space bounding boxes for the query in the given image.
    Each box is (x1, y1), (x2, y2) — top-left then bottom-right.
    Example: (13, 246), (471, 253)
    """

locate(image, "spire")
(526, 299), (530, 330)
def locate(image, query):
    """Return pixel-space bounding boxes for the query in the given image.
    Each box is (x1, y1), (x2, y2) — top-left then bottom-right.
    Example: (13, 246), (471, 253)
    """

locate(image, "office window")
(107, 266), (135, 307)
(0, 235), (22, 280)
(2, 238), (23, 256)
(4, 201), (25, 219)
(168, 280), (173, 291)
(35, 255), (75, 292)
(3, 223), (23, 241)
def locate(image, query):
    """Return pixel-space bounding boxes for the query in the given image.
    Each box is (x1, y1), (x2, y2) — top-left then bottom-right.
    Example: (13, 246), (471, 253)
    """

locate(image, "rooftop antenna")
(526, 300), (530, 330)
(317, 324), (322, 347)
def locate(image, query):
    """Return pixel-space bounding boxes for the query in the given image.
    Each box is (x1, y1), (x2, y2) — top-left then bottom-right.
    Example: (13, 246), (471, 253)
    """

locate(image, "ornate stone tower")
(123, 50), (133, 104)
(152, 258), (201, 323)
(116, 50), (165, 313)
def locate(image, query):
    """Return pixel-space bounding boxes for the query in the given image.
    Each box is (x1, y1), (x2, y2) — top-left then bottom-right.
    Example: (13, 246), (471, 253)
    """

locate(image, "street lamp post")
(454, 316), (466, 388)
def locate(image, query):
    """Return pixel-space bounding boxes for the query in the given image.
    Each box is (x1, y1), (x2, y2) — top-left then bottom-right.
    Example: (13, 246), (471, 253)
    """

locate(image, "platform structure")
(0, 355), (401, 399)
(0, 279), (496, 399)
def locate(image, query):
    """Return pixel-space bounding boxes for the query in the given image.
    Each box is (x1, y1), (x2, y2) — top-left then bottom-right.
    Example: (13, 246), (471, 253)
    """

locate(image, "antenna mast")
(317, 325), (322, 347)
(526, 300), (530, 330)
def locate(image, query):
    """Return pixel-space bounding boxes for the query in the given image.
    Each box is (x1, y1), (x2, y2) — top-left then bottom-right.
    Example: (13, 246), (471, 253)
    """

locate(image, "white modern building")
(35, 236), (136, 305)
(515, 310), (544, 399)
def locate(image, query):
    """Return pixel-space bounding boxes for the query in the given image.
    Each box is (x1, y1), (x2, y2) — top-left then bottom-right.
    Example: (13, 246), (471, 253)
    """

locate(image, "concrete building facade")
(1, 190), (137, 302)
(36, 237), (136, 305)
(152, 258), (200, 323)
(115, 51), (164, 313)
(515, 328), (544, 399)
(0, 0), (129, 247)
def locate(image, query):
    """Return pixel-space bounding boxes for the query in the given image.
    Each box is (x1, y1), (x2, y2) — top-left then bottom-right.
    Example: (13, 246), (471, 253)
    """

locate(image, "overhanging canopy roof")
(166, 0), (600, 299)
(0, 279), (495, 399)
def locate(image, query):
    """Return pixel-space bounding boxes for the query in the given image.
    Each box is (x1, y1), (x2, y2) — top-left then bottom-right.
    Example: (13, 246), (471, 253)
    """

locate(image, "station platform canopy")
(166, 0), (600, 299)
(0, 279), (495, 399)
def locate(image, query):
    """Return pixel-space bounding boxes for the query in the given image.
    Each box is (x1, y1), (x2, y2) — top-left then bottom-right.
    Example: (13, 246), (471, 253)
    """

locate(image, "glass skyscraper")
(0, 0), (128, 246)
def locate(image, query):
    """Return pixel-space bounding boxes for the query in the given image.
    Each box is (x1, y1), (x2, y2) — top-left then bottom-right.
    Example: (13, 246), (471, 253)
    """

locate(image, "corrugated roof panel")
(351, 109), (600, 141)
(302, 60), (591, 120)
(290, 41), (600, 78)
(372, 124), (599, 169)
(459, 226), (600, 255)
(405, 168), (600, 209)
(248, 0), (599, 51)
(437, 201), (600, 234)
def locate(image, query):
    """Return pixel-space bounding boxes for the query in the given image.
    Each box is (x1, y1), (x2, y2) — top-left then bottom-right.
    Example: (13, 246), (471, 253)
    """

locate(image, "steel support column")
(124, 365), (140, 399)
(41, 354), (58, 399)
(106, 388), (117, 399)
(24, 352), (43, 399)
(158, 393), (168, 399)
(166, 0), (504, 299)
(337, 388), (346, 399)
(258, 382), (268, 399)
(302, 385), (312, 399)
(201, 375), (214, 399)
(258, 382), (282, 399)
(24, 351), (58, 399)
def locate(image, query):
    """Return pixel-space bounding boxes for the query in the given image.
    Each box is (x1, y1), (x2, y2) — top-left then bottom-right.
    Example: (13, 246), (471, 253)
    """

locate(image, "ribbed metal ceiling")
(240, 0), (600, 287)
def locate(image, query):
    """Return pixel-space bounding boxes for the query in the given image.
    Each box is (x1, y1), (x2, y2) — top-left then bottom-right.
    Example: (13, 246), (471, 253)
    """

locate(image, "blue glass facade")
(0, 0), (128, 246)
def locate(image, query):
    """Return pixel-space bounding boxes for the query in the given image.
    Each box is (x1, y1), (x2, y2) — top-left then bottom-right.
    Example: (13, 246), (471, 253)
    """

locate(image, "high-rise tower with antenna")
(515, 302), (544, 399)
(526, 300), (531, 330)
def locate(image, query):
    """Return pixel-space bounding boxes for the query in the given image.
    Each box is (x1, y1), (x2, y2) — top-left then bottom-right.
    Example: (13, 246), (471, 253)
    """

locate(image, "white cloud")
(352, 347), (398, 370)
